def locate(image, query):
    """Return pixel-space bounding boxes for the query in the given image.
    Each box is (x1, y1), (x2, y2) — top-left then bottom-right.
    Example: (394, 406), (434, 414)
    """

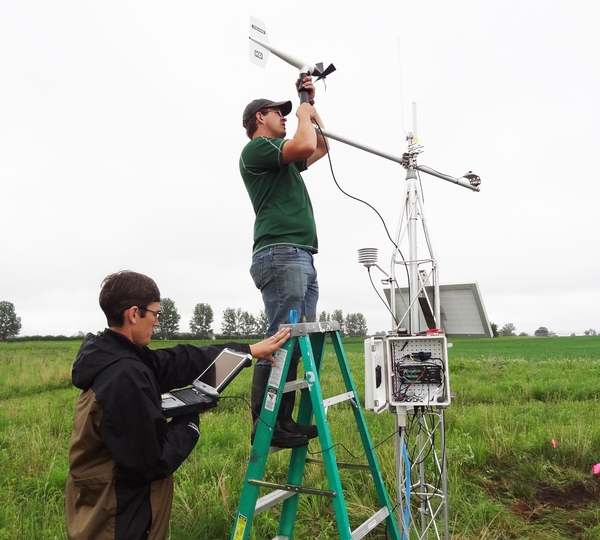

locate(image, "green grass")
(1, 335), (600, 538)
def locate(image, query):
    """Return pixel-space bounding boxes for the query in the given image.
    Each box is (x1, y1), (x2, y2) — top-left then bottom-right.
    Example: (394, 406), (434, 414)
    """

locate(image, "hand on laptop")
(249, 327), (291, 366)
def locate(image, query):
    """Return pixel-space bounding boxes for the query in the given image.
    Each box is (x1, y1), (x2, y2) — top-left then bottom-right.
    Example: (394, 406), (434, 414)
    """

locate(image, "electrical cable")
(306, 423), (399, 460)
(314, 121), (412, 323)
(368, 266), (398, 325)
(403, 410), (444, 504)
(222, 395), (399, 461)
(315, 122), (401, 253)
(401, 437), (411, 540)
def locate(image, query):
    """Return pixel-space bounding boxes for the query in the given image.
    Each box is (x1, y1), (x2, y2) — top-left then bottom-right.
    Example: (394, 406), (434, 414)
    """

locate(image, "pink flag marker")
(551, 439), (557, 448)
(592, 463), (600, 475)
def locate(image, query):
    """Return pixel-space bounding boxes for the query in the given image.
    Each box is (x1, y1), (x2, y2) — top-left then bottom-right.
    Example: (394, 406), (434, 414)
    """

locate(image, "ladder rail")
(330, 331), (401, 537)
(231, 341), (296, 540)
(277, 331), (327, 537)
(278, 331), (346, 538)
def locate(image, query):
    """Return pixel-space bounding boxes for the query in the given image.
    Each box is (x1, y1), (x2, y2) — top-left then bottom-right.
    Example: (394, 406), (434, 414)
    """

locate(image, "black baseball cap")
(242, 99), (293, 127)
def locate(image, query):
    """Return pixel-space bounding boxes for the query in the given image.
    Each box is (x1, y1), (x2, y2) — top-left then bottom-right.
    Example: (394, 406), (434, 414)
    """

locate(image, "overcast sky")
(1, 0), (598, 338)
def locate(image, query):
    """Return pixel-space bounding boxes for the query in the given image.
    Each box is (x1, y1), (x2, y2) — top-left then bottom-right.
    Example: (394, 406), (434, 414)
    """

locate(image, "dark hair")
(244, 108), (269, 139)
(99, 271), (160, 327)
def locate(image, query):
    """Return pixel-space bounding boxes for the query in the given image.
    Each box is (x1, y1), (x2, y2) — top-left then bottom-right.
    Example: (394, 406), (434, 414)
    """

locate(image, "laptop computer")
(161, 348), (252, 418)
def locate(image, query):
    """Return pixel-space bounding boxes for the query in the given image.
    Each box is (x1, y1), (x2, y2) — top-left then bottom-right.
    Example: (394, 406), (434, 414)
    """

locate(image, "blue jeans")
(250, 246), (319, 366)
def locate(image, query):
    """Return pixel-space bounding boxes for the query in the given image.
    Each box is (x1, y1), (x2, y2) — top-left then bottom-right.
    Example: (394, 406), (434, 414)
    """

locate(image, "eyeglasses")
(264, 108), (283, 117)
(141, 307), (161, 320)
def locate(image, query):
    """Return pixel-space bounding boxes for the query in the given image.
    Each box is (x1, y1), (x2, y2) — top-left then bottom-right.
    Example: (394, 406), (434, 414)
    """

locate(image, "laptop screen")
(161, 348), (253, 418)
(194, 348), (252, 393)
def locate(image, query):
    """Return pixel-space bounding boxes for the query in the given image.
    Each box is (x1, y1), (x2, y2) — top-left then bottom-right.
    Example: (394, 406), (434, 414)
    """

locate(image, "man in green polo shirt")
(239, 74), (329, 448)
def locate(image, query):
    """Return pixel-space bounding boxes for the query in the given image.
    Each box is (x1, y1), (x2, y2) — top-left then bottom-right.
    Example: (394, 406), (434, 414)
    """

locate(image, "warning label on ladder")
(232, 514), (247, 540)
(267, 348), (287, 388)
(265, 388), (277, 412)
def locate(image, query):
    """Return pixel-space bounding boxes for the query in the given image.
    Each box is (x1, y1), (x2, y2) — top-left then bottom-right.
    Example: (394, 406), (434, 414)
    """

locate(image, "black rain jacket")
(65, 329), (251, 540)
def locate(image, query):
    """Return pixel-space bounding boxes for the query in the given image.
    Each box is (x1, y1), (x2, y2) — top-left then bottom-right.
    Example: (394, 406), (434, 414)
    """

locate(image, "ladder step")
(283, 381), (355, 409)
(351, 507), (390, 540)
(254, 489), (295, 514)
(283, 379), (309, 393)
(280, 321), (340, 336)
(323, 391), (356, 409)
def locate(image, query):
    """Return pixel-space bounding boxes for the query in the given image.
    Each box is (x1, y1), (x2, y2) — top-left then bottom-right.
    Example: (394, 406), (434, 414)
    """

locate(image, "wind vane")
(248, 16), (336, 102)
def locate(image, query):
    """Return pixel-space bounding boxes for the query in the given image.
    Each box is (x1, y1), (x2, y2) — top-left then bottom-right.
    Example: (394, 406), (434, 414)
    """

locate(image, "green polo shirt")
(240, 136), (318, 255)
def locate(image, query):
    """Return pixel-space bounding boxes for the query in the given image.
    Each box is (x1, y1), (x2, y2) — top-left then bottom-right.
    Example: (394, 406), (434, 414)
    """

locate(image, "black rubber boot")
(250, 363), (308, 448)
(277, 361), (318, 440)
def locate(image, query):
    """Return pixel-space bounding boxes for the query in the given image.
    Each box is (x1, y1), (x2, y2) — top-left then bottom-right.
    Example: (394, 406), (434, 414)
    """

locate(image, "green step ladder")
(231, 322), (400, 540)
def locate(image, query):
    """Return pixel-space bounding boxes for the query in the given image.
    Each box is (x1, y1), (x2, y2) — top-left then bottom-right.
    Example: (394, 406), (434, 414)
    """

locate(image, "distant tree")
(355, 313), (368, 336)
(221, 307), (241, 338)
(319, 311), (330, 322)
(189, 303), (213, 338)
(344, 313), (357, 337)
(490, 322), (499, 338)
(584, 329), (598, 336)
(153, 298), (180, 340)
(332, 309), (345, 335)
(239, 311), (257, 338)
(256, 310), (268, 337)
(0, 301), (22, 340)
(345, 313), (368, 337)
(534, 326), (550, 337)
(499, 323), (517, 337)
(518, 332), (529, 337)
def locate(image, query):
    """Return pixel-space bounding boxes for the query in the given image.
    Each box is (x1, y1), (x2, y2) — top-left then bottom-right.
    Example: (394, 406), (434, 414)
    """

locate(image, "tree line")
(0, 299), (369, 341)
(6, 297), (598, 341)
(154, 299), (370, 340)
(492, 322), (598, 338)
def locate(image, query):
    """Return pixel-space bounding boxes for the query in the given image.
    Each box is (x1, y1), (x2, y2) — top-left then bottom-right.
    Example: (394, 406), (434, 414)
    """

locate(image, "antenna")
(411, 102), (418, 143)
(248, 16), (336, 102)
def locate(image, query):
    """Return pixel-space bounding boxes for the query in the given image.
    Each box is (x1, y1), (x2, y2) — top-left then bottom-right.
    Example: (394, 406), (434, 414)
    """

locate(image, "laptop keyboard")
(174, 387), (213, 404)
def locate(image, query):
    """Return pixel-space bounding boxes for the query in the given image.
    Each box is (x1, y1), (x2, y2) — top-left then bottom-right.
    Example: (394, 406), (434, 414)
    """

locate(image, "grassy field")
(1, 335), (600, 539)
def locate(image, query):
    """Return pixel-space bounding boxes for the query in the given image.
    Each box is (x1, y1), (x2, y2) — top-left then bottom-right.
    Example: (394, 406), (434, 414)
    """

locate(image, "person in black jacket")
(65, 270), (290, 540)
